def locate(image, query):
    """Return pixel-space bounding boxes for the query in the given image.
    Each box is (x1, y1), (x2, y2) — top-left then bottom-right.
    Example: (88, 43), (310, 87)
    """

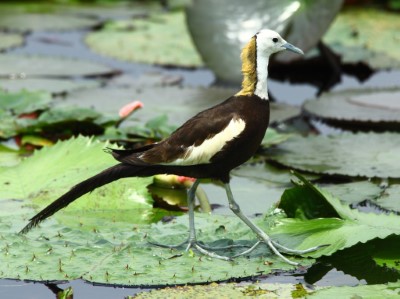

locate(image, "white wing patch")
(166, 118), (246, 165)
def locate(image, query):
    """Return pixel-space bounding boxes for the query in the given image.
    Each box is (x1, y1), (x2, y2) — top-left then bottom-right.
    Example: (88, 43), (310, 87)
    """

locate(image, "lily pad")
(0, 90), (112, 139)
(0, 2), (155, 19)
(0, 90), (51, 115)
(186, 0), (343, 83)
(324, 8), (400, 69)
(0, 144), (22, 167)
(321, 181), (382, 206)
(269, 173), (400, 259)
(0, 13), (100, 32)
(303, 88), (400, 130)
(0, 137), (310, 285)
(308, 281), (400, 299)
(376, 185), (400, 213)
(267, 133), (400, 178)
(134, 282), (322, 298)
(86, 12), (203, 67)
(0, 32), (24, 51)
(0, 54), (115, 78)
(0, 78), (100, 94)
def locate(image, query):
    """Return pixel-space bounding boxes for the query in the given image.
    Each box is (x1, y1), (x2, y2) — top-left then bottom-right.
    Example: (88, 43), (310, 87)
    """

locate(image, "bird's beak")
(282, 42), (304, 55)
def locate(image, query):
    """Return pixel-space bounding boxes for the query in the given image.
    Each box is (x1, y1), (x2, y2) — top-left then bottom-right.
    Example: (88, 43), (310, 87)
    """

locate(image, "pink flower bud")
(119, 100), (144, 118)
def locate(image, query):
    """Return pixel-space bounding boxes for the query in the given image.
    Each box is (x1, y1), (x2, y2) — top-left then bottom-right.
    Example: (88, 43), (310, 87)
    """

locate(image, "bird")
(20, 29), (322, 265)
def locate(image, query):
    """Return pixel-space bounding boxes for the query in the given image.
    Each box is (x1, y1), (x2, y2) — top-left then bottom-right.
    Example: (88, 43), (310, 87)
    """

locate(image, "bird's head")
(237, 29), (303, 99)
(255, 29), (303, 56)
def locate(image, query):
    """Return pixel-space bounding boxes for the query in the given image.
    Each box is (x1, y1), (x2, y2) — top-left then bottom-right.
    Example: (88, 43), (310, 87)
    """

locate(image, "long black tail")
(19, 163), (150, 234)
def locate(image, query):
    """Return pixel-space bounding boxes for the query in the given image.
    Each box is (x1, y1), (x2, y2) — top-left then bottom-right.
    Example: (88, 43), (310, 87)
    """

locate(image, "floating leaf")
(0, 90), (51, 115)
(321, 181), (382, 205)
(0, 137), (314, 285)
(0, 54), (115, 78)
(262, 128), (293, 148)
(0, 13), (99, 32)
(86, 12), (202, 67)
(0, 144), (22, 167)
(134, 282), (321, 299)
(303, 88), (400, 130)
(0, 32), (24, 51)
(0, 78), (100, 94)
(267, 133), (400, 178)
(324, 8), (400, 69)
(307, 281), (400, 299)
(376, 185), (400, 213)
(268, 173), (400, 259)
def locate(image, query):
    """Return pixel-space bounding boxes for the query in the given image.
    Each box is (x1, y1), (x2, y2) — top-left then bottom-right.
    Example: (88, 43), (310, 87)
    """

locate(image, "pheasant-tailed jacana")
(20, 29), (323, 265)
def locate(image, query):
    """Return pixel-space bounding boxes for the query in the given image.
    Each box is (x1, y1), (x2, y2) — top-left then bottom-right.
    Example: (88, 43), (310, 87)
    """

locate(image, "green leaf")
(307, 281), (400, 299)
(321, 181), (382, 205)
(0, 90), (51, 115)
(0, 137), (314, 285)
(324, 8), (400, 69)
(0, 136), (122, 200)
(262, 128), (293, 148)
(0, 78), (100, 94)
(0, 207), (310, 285)
(269, 173), (400, 259)
(303, 88), (400, 130)
(267, 133), (400, 178)
(0, 54), (114, 78)
(376, 185), (400, 213)
(86, 12), (203, 67)
(0, 13), (100, 32)
(0, 32), (24, 51)
(133, 282), (319, 298)
(0, 144), (22, 167)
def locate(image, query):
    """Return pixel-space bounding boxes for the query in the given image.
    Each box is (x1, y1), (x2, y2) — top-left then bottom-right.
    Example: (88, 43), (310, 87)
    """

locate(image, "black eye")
(272, 38), (278, 43)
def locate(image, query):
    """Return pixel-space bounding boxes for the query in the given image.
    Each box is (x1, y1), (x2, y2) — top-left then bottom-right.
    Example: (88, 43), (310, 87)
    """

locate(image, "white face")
(256, 29), (303, 56)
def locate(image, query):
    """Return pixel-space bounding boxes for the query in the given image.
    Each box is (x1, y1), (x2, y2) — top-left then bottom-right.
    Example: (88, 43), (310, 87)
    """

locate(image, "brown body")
(112, 95), (269, 182)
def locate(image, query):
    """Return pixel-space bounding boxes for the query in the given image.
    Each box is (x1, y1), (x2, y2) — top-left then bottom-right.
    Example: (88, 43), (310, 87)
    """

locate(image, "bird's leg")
(148, 180), (246, 260)
(223, 183), (323, 266)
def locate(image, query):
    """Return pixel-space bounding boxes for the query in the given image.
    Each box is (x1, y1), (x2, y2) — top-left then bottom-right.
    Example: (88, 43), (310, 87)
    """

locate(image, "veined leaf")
(0, 136), (310, 285)
(268, 173), (400, 259)
(267, 133), (400, 178)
